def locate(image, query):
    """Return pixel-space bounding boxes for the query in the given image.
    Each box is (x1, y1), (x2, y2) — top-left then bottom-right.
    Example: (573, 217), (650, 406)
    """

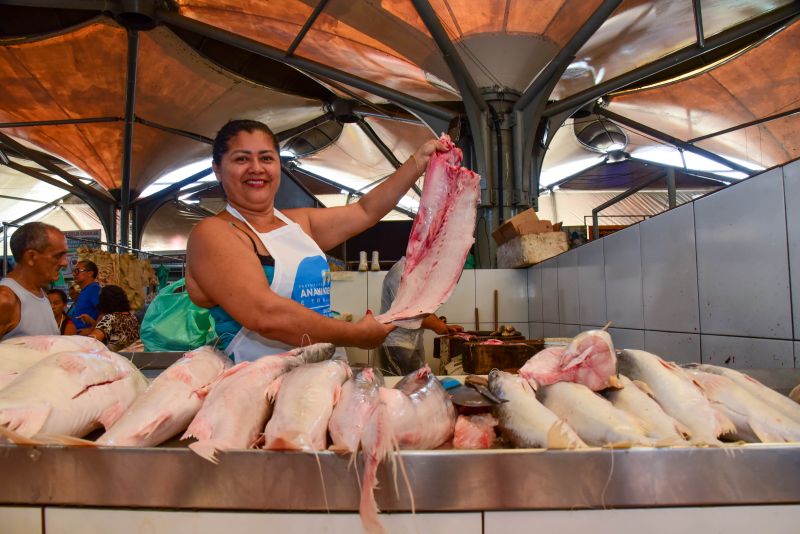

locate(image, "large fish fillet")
(376, 134), (481, 328)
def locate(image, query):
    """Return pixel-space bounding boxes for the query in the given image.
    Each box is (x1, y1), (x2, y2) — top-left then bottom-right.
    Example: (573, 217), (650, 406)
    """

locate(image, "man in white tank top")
(0, 222), (67, 340)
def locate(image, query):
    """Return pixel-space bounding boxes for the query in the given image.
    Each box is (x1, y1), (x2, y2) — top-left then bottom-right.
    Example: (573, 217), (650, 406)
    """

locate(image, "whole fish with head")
(359, 365), (456, 534)
(183, 343), (335, 463)
(488, 369), (585, 449)
(688, 363), (800, 425)
(328, 367), (384, 453)
(0, 335), (108, 390)
(603, 374), (689, 443)
(686, 369), (800, 443)
(617, 350), (735, 445)
(97, 347), (231, 447)
(0, 349), (147, 438)
(519, 329), (621, 391)
(539, 381), (654, 447)
(263, 357), (351, 451)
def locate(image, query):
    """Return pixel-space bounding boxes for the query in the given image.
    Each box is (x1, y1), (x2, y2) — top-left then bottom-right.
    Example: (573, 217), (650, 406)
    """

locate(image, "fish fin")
(134, 412), (172, 440)
(188, 439), (224, 464)
(329, 444), (353, 455)
(0, 425), (45, 445)
(714, 409), (737, 437)
(604, 441), (634, 449)
(264, 431), (309, 451)
(560, 346), (593, 370)
(654, 437), (688, 448)
(264, 375), (284, 403)
(333, 384), (342, 406)
(606, 374), (623, 389)
(98, 401), (128, 430)
(39, 434), (97, 447)
(2, 404), (53, 438)
(789, 384), (800, 403)
(632, 380), (656, 398)
(545, 420), (574, 450)
(359, 405), (393, 534)
(674, 421), (692, 440)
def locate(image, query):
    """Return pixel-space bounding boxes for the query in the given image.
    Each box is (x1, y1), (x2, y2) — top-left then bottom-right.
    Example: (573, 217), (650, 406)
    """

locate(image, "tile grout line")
(693, 199), (704, 364)
(781, 167), (797, 368)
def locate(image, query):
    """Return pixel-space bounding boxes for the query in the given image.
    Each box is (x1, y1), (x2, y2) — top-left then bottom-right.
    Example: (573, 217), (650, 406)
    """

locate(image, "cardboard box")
(496, 231), (569, 268)
(491, 208), (553, 246)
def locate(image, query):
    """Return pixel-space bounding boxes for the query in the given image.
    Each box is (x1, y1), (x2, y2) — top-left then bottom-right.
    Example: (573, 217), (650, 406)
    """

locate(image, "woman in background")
(46, 289), (77, 335)
(87, 285), (139, 351)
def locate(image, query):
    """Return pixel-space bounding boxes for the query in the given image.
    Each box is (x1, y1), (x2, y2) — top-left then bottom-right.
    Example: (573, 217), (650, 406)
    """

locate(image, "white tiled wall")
(529, 160), (800, 368)
(484, 506), (800, 534)
(0, 507), (41, 534)
(44, 508), (481, 534)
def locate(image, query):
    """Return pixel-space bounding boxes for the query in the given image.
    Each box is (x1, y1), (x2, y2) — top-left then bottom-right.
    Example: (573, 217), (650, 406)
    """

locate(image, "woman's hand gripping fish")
(0, 349), (147, 440)
(359, 365), (456, 534)
(97, 347), (231, 447)
(183, 343), (335, 463)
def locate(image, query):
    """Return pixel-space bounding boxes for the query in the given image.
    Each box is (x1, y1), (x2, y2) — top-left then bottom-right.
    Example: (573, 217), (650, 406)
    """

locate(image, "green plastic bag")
(140, 278), (217, 352)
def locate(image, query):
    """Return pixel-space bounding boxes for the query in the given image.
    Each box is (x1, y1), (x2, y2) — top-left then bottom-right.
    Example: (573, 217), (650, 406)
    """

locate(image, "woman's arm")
(88, 328), (106, 343)
(186, 217), (394, 349)
(297, 138), (448, 251)
(63, 320), (77, 336)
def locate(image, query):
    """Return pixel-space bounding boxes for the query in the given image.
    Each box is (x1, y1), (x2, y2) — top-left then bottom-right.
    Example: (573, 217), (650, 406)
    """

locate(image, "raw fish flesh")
(329, 367), (383, 453)
(97, 347), (231, 446)
(686, 369), (800, 443)
(519, 329), (620, 391)
(359, 365), (456, 534)
(603, 374), (689, 443)
(183, 343), (335, 462)
(376, 134), (481, 328)
(0, 335), (107, 390)
(617, 350), (735, 445)
(488, 369), (585, 449)
(453, 413), (498, 449)
(540, 381), (654, 447)
(0, 350), (147, 438)
(263, 358), (350, 451)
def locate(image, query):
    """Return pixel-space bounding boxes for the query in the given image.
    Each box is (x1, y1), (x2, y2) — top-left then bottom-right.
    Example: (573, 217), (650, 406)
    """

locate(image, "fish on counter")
(0, 335), (108, 390)
(618, 350), (735, 445)
(688, 363), (800, 425)
(603, 375), (689, 443)
(328, 367), (383, 453)
(0, 349), (147, 438)
(360, 365), (456, 534)
(488, 369), (585, 449)
(686, 369), (800, 443)
(375, 134), (481, 329)
(96, 347), (231, 447)
(519, 328), (621, 391)
(263, 357), (351, 451)
(453, 413), (499, 449)
(791, 383), (800, 404)
(540, 381), (655, 447)
(183, 343), (335, 462)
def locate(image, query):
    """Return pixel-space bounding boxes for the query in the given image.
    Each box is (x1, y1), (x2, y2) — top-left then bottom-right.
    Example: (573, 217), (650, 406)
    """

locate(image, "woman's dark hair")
(78, 260), (99, 278)
(46, 288), (68, 305)
(98, 285), (131, 314)
(212, 120), (278, 165)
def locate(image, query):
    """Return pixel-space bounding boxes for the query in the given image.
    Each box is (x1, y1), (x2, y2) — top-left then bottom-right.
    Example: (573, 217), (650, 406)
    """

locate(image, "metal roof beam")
(0, 131), (113, 202)
(156, 10), (456, 124)
(356, 118), (423, 198)
(0, 117), (120, 128)
(285, 0), (330, 57)
(544, 3), (800, 118)
(687, 105), (800, 143)
(132, 166), (214, 207)
(692, 0), (706, 48)
(595, 107), (755, 176)
(120, 27), (138, 247)
(276, 112), (334, 142)
(134, 117), (214, 145)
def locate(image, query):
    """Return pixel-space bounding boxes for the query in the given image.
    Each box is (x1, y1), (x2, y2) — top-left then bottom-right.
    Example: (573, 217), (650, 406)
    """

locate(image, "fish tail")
(40, 434), (97, 447)
(188, 439), (224, 464)
(0, 425), (43, 446)
(359, 404), (392, 534)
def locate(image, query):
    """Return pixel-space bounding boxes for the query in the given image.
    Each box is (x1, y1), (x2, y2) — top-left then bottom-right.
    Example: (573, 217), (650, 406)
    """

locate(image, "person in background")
(70, 260), (101, 333)
(87, 285), (139, 352)
(186, 119), (447, 363)
(0, 222), (66, 340)
(66, 284), (80, 314)
(377, 257), (464, 375)
(47, 289), (77, 335)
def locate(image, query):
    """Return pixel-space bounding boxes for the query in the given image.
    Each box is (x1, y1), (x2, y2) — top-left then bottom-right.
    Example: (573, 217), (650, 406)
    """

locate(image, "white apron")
(225, 205), (335, 363)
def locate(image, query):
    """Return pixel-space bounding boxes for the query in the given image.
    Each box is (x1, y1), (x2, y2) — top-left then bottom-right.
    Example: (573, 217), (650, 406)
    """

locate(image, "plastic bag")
(139, 278), (217, 352)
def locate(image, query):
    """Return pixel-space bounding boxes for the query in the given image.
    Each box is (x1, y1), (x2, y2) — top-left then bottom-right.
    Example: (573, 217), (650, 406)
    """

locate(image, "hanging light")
(573, 114), (628, 154)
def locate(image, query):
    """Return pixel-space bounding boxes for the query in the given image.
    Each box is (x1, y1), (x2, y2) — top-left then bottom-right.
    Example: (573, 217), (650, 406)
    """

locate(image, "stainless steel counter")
(2, 444), (800, 511)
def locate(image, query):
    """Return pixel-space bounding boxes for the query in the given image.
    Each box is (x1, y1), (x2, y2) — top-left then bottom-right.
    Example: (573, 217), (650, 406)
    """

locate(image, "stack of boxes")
(492, 209), (568, 268)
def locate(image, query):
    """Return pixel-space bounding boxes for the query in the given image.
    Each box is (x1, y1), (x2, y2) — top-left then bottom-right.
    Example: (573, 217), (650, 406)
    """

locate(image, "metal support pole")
(0, 117), (120, 128)
(693, 0), (706, 48)
(356, 119), (423, 198)
(2, 223), (8, 277)
(120, 28), (139, 248)
(592, 171), (663, 239)
(666, 167), (677, 209)
(286, 0), (330, 57)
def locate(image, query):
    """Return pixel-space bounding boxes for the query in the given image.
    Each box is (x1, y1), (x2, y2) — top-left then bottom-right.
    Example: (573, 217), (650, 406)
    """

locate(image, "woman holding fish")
(186, 119), (446, 363)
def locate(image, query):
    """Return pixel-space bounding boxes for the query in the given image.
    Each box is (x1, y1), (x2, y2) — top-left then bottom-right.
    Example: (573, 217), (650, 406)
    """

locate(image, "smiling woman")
(185, 119), (446, 362)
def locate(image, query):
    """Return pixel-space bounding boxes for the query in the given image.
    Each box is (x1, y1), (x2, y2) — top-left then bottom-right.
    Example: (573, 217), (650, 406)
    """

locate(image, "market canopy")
(0, 0), (798, 262)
